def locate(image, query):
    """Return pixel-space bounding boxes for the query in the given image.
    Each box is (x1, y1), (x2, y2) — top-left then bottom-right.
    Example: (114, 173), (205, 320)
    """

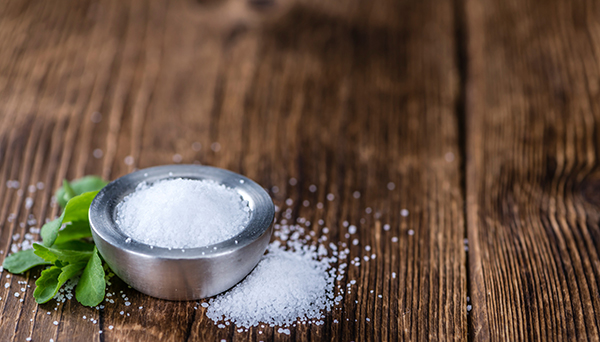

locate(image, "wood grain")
(465, 0), (600, 340)
(0, 0), (466, 341)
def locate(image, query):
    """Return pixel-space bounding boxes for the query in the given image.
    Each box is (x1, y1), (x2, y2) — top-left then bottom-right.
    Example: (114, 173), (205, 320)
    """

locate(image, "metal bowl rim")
(89, 164), (275, 260)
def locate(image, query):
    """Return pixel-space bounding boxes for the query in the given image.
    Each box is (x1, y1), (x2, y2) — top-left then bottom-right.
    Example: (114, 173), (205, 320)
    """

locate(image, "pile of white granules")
(205, 239), (343, 329)
(115, 178), (250, 248)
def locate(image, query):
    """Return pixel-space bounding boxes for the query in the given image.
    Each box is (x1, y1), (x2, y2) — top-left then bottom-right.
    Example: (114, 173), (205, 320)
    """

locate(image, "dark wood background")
(0, 0), (599, 340)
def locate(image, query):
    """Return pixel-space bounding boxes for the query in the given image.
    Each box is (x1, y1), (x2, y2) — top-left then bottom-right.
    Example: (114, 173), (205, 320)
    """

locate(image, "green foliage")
(55, 176), (107, 208)
(54, 221), (92, 245)
(40, 190), (99, 247)
(2, 249), (51, 274)
(2, 176), (109, 307)
(75, 248), (106, 307)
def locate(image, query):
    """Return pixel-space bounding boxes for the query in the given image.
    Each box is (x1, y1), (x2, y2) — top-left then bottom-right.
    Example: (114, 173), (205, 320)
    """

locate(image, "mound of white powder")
(115, 178), (250, 248)
(203, 217), (347, 330)
(205, 241), (339, 328)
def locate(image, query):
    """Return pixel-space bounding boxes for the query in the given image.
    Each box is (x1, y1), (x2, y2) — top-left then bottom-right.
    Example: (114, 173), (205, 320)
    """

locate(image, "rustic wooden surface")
(0, 0), (597, 341)
(465, 0), (600, 341)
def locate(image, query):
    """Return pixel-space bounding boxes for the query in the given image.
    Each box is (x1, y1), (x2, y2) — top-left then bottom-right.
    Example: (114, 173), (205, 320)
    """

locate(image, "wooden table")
(1, 0), (599, 340)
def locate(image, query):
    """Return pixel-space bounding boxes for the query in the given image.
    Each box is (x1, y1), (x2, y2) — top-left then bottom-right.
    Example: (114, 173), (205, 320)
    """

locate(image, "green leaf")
(58, 262), (87, 285)
(34, 263), (87, 304)
(2, 249), (52, 274)
(76, 247), (105, 307)
(56, 176), (108, 208)
(41, 191), (99, 247)
(62, 191), (100, 223)
(52, 240), (95, 252)
(40, 211), (66, 247)
(62, 179), (76, 203)
(54, 221), (92, 245)
(33, 266), (62, 303)
(33, 243), (93, 264)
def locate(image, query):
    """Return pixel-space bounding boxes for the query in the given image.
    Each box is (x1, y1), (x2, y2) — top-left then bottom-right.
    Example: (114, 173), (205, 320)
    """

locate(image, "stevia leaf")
(62, 179), (76, 203)
(56, 176), (108, 208)
(58, 262), (87, 284)
(40, 211), (66, 247)
(34, 262), (87, 304)
(62, 191), (100, 224)
(33, 243), (93, 264)
(52, 240), (95, 252)
(33, 266), (62, 304)
(42, 191), (99, 247)
(54, 221), (92, 245)
(2, 249), (52, 274)
(76, 247), (105, 307)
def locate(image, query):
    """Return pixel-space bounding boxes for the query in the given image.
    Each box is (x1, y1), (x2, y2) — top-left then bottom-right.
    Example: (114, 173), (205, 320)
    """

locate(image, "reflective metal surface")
(89, 165), (274, 300)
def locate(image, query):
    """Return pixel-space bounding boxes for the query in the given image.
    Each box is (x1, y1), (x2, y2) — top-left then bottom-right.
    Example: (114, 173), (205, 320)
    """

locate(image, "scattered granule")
(348, 225), (357, 234)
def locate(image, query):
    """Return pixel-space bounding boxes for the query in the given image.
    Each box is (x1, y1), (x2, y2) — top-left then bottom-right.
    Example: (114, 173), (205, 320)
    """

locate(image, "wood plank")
(465, 0), (600, 340)
(0, 0), (466, 340)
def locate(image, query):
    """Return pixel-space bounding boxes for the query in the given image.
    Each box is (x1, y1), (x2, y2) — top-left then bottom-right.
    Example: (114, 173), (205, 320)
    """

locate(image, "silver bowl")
(89, 165), (274, 301)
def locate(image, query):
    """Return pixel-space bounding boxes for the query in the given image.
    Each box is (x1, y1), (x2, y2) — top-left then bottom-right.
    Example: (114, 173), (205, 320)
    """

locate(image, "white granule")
(93, 149), (103, 159)
(348, 225), (357, 234)
(116, 179), (250, 248)
(205, 241), (338, 329)
(277, 328), (291, 335)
